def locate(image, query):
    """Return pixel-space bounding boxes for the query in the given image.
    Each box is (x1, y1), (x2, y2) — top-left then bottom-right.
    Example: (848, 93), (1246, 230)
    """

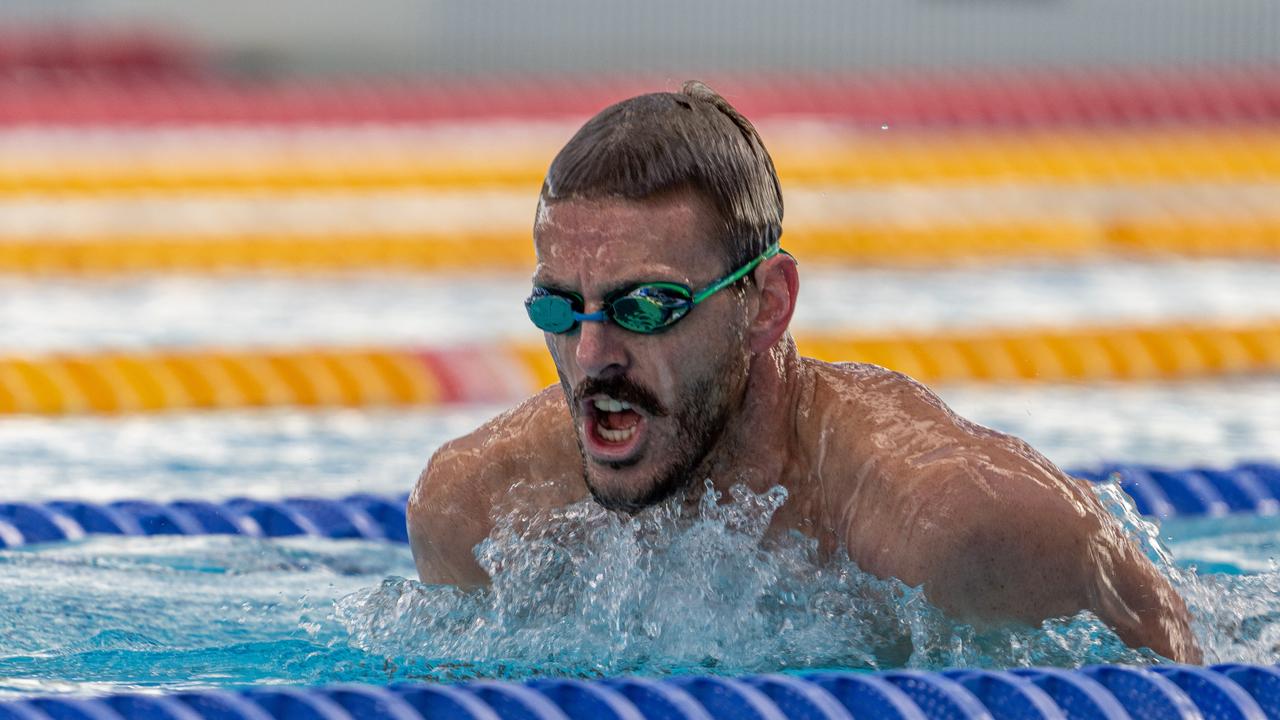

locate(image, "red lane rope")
(3, 69), (1279, 127)
(0, 27), (199, 77)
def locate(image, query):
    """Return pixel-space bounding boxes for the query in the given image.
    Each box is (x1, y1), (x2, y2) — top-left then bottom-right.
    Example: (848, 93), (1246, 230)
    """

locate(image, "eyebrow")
(531, 270), (570, 291)
(532, 259), (696, 296)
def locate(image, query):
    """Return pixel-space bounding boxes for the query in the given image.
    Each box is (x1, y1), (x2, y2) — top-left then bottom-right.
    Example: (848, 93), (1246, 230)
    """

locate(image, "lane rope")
(4, 129), (1280, 194)
(4, 68), (1280, 126)
(1, 321), (1277, 415)
(0, 662), (1277, 718)
(3, 215), (1280, 272)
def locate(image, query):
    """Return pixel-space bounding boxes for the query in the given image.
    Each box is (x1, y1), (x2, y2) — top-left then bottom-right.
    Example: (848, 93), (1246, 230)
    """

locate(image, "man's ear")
(747, 254), (799, 354)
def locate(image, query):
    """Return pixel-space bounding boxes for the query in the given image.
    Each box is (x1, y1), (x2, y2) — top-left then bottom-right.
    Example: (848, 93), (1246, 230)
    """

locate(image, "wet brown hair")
(540, 80), (783, 268)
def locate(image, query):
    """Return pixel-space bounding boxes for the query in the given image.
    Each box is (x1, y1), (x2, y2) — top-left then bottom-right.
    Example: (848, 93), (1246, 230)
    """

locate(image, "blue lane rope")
(0, 665), (1276, 719)
(2, 462), (1279, 550)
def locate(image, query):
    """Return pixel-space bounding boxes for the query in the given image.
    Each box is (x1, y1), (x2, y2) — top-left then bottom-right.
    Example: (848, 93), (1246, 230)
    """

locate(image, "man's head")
(541, 80), (782, 269)
(530, 81), (796, 512)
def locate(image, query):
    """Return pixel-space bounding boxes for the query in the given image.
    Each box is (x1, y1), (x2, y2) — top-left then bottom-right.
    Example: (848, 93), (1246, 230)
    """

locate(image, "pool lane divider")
(5, 67), (1280, 126)
(0, 345), (543, 415)
(5, 214), (1280, 273)
(7, 128), (1280, 194)
(0, 664), (1278, 719)
(2, 321), (1278, 415)
(0, 461), (1276, 549)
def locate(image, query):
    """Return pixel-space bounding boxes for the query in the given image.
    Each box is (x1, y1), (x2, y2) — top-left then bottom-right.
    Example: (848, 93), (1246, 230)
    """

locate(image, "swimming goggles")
(526, 242), (783, 335)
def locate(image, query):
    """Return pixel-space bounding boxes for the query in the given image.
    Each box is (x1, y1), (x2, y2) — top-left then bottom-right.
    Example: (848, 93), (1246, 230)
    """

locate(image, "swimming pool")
(2, 266), (1280, 705)
(4, 60), (1280, 717)
(1, 467), (1279, 698)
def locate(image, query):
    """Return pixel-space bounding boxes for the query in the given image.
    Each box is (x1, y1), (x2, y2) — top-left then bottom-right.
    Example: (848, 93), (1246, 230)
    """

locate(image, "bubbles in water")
(336, 481), (1157, 681)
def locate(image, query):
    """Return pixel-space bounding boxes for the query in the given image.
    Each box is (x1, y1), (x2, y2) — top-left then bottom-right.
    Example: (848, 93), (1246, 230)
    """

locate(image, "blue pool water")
(1, 478), (1279, 699)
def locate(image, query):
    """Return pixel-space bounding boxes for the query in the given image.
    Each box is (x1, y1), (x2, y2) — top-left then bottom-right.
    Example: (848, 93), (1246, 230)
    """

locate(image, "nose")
(574, 317), (629, 378)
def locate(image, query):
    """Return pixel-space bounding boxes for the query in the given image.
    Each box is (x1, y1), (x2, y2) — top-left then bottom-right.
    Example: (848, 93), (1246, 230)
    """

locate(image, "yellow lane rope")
(0, 231), (532, 273)
(3, 129), (1278, 194)
(3, 321), (1277, 415)
(795, 322), (1280, 384)
(2, 216), (1278, 273)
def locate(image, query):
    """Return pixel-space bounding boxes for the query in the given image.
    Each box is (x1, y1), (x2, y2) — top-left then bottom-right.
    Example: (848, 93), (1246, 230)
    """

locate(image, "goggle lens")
(610, 286), (691, 333)
(525, 292), (579, 334)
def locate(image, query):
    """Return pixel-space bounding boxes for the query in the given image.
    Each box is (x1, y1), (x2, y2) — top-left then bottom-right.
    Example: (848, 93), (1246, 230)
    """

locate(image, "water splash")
(337, 480), (1159, 681)
(11, 482), (1273, 696)
(1087, 478), (1280, 665)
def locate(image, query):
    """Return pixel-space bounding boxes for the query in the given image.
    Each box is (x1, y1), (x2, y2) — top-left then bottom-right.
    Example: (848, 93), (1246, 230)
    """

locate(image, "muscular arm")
(407, 388), (584, 587)
(831, 365), (1201, 662)
(407, 438), (494, 587)
(919, 478), (1201, 663)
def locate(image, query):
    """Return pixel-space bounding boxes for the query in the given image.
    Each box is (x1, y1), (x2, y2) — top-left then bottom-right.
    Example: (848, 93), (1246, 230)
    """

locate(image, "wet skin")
(408, 190), (1202, 664)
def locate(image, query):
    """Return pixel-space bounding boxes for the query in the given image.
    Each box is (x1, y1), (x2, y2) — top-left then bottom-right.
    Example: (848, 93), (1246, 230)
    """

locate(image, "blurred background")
(1, 2), (1279, 502)
(6, 0), (1280, 75)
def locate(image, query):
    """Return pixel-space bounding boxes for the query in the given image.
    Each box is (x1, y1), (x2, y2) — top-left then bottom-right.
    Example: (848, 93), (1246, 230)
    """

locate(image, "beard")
(564, 346), (749, 514)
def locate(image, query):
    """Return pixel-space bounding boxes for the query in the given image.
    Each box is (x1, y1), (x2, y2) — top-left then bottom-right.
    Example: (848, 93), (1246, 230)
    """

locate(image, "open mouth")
(582, 394), (648, 463)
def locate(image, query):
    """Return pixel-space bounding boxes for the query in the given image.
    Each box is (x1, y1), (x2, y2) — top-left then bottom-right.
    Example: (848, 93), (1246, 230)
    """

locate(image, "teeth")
(598, 425), (637, 443)
(592, 396), (633, 412)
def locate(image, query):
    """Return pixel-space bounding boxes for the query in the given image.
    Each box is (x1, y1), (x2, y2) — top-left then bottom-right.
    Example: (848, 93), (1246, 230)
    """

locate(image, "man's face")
(532, 191), (753, 512)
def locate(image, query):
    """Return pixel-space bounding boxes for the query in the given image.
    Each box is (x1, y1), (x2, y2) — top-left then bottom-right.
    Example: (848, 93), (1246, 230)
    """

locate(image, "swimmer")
(408, 81), (1202, 663)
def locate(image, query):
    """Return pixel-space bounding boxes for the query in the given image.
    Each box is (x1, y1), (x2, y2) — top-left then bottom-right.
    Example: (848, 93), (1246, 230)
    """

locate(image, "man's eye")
(635, 288), (688, 306)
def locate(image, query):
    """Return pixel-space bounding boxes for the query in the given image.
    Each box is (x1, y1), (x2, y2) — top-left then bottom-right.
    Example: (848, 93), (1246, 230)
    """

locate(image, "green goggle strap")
(691, 242), (782, 304)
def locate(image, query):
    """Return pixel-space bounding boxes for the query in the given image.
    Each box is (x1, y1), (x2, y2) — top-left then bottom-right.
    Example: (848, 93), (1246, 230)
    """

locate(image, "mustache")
(572, 376), (669, 417)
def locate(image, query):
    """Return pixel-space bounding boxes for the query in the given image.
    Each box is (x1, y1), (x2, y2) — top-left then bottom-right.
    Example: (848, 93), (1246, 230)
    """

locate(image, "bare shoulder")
(811, 359), (1078, 497)
(805, 360), (1098, 579)
(811, 360), (1049, 463)
(809, 360), (1201, 660)
(407, 386), (584, 585)
(411, 386), (578, 507)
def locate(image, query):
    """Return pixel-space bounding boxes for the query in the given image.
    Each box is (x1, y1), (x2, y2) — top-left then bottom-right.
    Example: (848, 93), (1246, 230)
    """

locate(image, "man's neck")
(688, 336), (807, 500)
